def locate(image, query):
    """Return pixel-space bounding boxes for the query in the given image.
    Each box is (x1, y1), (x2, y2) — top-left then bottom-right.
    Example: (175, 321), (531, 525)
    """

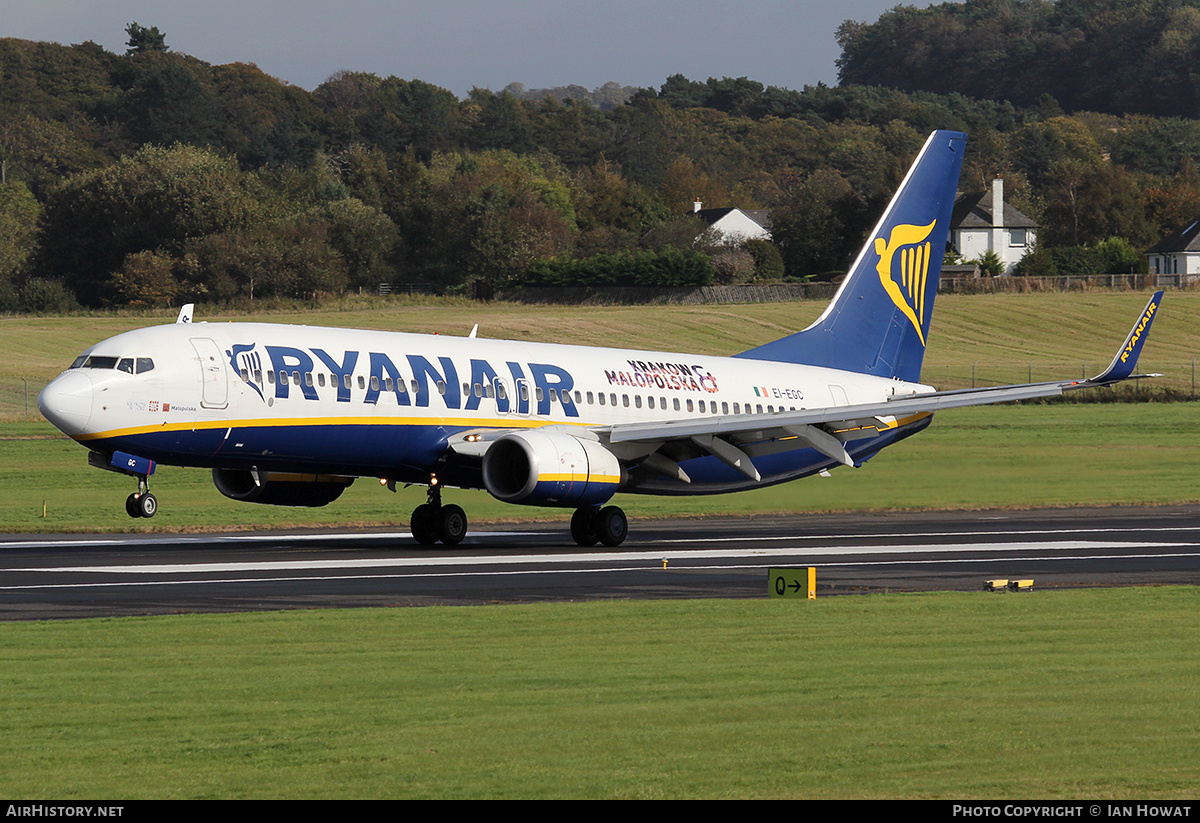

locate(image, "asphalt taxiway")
(2, 506), (1199, 620)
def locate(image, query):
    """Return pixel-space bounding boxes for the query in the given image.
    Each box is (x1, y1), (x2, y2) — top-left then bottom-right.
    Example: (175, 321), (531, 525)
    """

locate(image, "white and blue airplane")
(38, 131), (1163, 546)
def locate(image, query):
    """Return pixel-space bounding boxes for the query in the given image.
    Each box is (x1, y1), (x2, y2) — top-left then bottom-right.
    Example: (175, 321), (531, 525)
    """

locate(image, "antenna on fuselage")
(176, 303), (194, 324)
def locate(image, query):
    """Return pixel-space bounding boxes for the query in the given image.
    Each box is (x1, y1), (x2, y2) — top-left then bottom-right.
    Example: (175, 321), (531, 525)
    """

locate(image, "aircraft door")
(190, 337), (229, 409)
(495, 378), (510, 415)
(514, 378), (531, 416)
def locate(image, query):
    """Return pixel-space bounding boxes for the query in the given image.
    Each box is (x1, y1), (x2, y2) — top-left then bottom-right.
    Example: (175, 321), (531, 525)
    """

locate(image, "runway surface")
(3, 506), (1200, 620)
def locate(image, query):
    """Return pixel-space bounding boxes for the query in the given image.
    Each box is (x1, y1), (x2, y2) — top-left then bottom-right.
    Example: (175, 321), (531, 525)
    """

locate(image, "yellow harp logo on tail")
(874, 221), (937, 347)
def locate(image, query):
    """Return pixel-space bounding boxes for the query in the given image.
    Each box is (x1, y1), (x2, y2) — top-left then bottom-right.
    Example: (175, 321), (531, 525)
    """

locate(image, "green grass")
(4, 402), (1197, 532)
(2, 591), (1199, 798)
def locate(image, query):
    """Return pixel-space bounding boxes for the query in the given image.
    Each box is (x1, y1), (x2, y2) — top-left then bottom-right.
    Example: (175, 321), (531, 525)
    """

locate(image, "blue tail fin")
(735, 130), (967, 383)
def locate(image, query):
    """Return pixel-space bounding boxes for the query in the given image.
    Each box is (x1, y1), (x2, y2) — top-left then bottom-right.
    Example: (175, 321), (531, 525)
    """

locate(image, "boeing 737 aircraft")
(38, 131), (1163, 547)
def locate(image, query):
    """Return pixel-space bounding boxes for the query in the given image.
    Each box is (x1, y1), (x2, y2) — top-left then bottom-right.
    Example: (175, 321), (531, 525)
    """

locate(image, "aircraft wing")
(449, 292), (1162, 483)
(597, 291), (1165, 481)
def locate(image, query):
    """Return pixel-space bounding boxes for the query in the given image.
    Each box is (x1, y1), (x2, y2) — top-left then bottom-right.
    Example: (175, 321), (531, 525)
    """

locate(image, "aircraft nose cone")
(38, 371), (93, 436)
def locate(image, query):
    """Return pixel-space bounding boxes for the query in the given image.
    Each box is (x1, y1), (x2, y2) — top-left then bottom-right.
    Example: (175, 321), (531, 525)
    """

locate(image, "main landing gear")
(570, 505), (627, 547)
(405, 475), (627, 548)
(124, 475), (157, 519)
(410, 477), (467, 546)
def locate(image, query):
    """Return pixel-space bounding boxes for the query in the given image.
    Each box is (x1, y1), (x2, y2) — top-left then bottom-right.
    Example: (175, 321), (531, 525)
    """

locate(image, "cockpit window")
(71, 355), (155, 373)
(80, 355), (118, 370)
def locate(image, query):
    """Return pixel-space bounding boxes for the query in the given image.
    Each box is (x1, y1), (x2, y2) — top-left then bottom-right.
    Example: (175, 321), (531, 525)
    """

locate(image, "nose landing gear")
(125, 476), (157, 519)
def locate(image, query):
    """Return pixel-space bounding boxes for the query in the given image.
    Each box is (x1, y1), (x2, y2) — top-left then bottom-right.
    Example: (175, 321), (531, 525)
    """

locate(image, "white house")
(1146, 217), (1200, 279)
(692, 201), (771, 243)
(949, 178), (1037, 274)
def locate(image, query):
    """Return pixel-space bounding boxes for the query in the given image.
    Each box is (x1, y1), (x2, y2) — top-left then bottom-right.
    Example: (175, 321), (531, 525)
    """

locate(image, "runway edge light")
(769, 568), (816, 600)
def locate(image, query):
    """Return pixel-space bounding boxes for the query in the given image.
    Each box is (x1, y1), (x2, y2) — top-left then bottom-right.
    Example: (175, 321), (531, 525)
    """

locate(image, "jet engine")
(481, 430), (623, 507)
(212, 468), (354, 507)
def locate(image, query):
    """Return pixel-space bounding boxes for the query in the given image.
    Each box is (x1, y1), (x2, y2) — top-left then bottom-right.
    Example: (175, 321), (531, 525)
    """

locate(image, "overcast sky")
(3, 0), (904, 96)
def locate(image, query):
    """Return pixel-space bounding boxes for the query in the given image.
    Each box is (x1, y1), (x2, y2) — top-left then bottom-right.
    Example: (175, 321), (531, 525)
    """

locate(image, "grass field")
(2, 290), (1198, 531)
(2, 590), (1199, 799)
(3, 401), (1199, 532)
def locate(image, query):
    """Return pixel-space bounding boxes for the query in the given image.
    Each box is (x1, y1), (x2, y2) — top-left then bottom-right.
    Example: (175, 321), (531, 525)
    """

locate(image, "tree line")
(6, 15), (1200, 310)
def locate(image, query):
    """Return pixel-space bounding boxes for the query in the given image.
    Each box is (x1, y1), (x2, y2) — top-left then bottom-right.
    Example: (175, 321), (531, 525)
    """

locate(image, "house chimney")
(991, 177), (1004, 255)
(694, 199), (702, 213)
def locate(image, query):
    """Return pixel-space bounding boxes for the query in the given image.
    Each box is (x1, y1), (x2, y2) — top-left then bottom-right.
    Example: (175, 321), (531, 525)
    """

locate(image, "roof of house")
(951, 191), (1037, 230)
(694, 207), (771, 232)
(1146, 217), (1200, 254)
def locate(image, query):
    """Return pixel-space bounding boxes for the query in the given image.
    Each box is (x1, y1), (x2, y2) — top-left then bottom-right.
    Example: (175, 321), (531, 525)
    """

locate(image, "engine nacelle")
(481, 430), (623, 507)
(212, 468), (354, 507)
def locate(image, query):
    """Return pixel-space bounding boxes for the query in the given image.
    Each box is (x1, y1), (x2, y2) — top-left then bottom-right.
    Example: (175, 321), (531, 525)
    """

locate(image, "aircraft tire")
(137, 492), (157, 518)
(570, 506), (600, 547)
(125, 493), (143, 519)
(595, 505), (627, 547)
(411, 504), (440, 546)
(439, 504), (467, 545)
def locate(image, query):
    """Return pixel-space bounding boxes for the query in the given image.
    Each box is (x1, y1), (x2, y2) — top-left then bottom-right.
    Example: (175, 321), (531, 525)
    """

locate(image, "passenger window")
(634, 395), (642, 408)
(722, 402), (729, 414)
(358, 376), (366, 390)
(598, 393), (606, 406)
(587, 391), (594, 404)
(318, 373), (326, 388)
(699, 400), (706, 413)
(622, 395), (629, 408)
(371, 376), (380, 391)
(686, 399), (694, 412)
(647, 396), (655, 410)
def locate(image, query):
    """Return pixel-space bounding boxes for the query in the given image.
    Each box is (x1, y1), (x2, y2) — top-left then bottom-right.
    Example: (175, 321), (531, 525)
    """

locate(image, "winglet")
(1089, 291), (1163, 385)
(176, 303), (194, 324)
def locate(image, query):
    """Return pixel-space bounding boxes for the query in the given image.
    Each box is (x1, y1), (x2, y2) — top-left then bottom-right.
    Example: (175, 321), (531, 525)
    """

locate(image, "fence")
(494, 274), (1194, 305)
(0, 378), (45, 418)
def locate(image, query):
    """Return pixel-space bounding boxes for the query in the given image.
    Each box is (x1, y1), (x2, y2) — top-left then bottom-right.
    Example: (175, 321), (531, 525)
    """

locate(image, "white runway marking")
(7, 540), (1190, 575)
